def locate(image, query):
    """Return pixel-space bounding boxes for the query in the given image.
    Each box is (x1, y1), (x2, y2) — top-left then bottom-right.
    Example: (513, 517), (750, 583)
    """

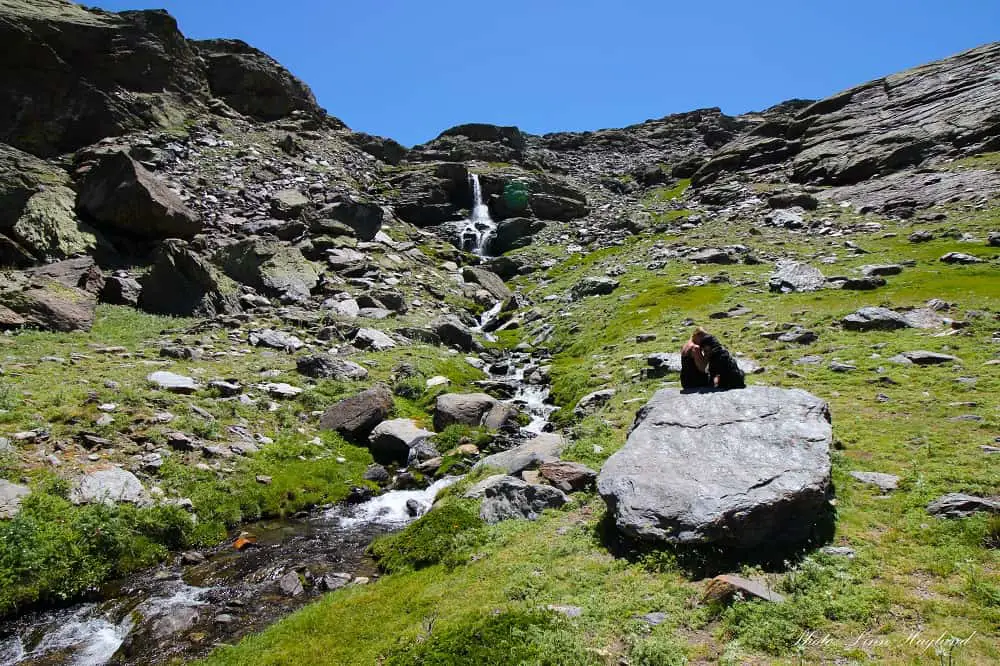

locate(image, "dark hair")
(700, 334), (719, 351)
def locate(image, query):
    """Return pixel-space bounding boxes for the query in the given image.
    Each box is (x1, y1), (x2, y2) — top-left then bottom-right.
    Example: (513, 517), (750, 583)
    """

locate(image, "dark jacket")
(702, 336), (746, 390)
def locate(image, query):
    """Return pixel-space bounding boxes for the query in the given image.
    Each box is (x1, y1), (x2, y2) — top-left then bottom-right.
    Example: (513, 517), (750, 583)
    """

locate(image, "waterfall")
(461, 174), (496, 256)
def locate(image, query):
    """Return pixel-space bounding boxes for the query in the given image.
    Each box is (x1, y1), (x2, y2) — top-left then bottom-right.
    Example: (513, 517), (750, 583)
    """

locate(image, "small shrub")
(370, 501), (483, 573)
(382, 608), (598, 666)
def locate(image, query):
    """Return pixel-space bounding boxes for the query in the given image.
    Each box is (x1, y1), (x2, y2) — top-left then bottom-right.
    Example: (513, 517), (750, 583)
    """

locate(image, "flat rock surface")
(70, 467), (147, 505)
(476, 433), (566, 475)
(598, 387), (833, 549)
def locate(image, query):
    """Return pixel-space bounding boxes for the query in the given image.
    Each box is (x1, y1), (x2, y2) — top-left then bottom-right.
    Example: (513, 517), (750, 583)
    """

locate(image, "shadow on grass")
(594, 496), (838, 579)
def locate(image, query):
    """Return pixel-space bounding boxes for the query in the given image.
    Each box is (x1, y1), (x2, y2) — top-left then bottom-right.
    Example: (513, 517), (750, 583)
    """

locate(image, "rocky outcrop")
(216, 238), (319, 303)
(694, 43), (1000, 186)
(0, 480), (30, 519)
(598, 387), (833, 550)
(769, 262), (825, 293)
(413, 124), (526, 164)
(0, 0), (208, 157)
(0, 144), (102, 264)
(77, 151), (202, 239)
(139, 240), (241, 316)
(193, 39), (321, 120)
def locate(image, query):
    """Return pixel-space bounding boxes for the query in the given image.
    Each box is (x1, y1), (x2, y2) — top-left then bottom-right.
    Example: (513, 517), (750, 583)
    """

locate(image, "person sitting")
(700, 334), (746, 390)
(680, 326), (711, 390)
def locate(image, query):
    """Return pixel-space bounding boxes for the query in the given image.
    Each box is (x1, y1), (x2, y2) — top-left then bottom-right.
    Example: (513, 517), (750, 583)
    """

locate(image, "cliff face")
(0, 0), (321, 157)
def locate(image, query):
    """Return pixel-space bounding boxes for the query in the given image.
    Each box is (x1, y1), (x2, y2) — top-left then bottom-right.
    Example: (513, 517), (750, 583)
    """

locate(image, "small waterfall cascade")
(461, 173), (496, 255)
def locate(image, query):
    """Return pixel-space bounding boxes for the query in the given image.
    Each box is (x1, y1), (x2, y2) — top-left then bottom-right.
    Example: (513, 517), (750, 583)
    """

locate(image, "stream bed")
(0, 478), (458, 666)
(0, 300), (555, 666)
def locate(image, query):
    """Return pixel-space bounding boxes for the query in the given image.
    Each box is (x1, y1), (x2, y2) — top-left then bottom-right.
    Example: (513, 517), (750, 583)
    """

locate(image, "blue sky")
(91, 1), (1000, 147)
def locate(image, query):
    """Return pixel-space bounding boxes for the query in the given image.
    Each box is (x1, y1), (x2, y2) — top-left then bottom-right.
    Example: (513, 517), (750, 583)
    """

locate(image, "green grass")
(643, 178), (692, 203)
(199, 197), (999, 665)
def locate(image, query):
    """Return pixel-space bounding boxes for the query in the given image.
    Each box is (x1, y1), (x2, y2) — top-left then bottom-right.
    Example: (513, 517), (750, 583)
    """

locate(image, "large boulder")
(216, 238), (319, 303)
(319, 384), (393, 442)
(77, 151), (201, 239)
(597, 387), (833, 550)
(194, 39), (321, 120)
(368, 418), (434, 465)
(139, 239), (241, 316)
(433, 393), (498, 431)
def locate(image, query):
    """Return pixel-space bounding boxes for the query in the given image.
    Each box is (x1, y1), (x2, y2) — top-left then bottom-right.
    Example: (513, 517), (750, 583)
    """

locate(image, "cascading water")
(0, 479), (461, 666)
(460, 174), (496, 256)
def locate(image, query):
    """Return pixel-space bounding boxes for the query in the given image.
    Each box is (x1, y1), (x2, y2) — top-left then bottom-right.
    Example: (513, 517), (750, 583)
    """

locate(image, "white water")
(460, 174), (496, 255)
(0, 604), (132, 666)
(330, 476), (462, 528)
(0, 580), (211, 666)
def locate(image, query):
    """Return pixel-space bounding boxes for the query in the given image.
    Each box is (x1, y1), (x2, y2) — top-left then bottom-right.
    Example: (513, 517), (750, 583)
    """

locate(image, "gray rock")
(821, 546), (856, 559)
(940, 252), (984, 265)
(0, 480), (30, 519)
(249, 329), (304, 352)
(368, 418), (434, 465)
(688, 248), (735, 264)
(849, 471), (899, 493)
(147, 371), (198, 394)
(195, 38), (321, 120)
(70, 468), (147, 506)
(571, 276), (619, 299)
(431, 315), (475, 351)
(0, 273), (97, 333)
(765, 209), (805, 229)
(461, 266), (512, 301)
(704, 574), (785, 604)
(841, 307), (913, 331)
(479, 476), (568, 524)
(861, 264), (904, 277)
(927, 493), (1000, 518)
(597, 387), (832, 549)
(100, 275), (142, 307)
(988, 232), (1000, 247)
(832, 276), (886, 291)
(363, 464), (390, 484)
(319, 384), (393, 442)
(574, 389), (615, 417)
(476, 433), (566, 475)
(151, 606), (200, 639)
(909, 230), (934, 243)
(353, 328), (396, 351)
(433, 393), (498, 430)
(407, 440), (441, 467)
(269, 189), (310, 220)
(216, 238), (318, 303)
(278, 570), (304, 596)
(898, 350), (959, 365)
(464, 474), (512, 499)
(828, 361), (857, 373)
(296, 355), (369, 380)
(769, 262), (825, 293)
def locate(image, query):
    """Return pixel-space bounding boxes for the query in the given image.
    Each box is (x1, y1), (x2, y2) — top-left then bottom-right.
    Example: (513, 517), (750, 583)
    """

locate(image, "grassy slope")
(0, 305), (489, 615)
(199, 198), (999, 664)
